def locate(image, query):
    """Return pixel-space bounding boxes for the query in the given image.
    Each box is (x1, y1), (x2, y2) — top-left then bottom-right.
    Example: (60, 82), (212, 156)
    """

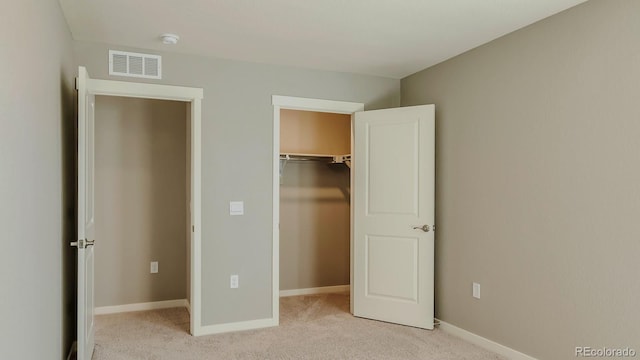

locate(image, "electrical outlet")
(473, 282), (481, 299)
(230, 275), (239, 289)
(150, 261), (158, 274)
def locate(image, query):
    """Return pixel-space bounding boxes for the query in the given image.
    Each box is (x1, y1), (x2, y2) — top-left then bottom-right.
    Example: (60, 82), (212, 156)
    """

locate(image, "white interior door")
(75, 66), (96, 359)
(353, 105), (435, 329)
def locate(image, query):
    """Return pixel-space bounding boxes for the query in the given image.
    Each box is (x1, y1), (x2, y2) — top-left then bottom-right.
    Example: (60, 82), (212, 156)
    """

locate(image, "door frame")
(83, 68), (204, 335)
(271, 95), (364, 319)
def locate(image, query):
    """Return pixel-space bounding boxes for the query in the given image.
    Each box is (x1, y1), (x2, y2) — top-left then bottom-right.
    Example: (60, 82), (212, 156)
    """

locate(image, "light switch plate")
(230, 201), (244, 215)
(150, 261), (158, 274)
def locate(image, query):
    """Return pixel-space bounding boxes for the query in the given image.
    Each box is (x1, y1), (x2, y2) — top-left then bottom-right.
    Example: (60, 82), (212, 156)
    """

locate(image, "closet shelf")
(279, 153), (351, 177)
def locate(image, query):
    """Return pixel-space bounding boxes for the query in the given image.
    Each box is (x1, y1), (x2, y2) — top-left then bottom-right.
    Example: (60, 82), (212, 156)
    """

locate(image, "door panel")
(367, 121), (418, 215)
(76, 66), (95, 360)
(366, 235), (418, 302)
(353, 105), (435, 329)
(83, 247), (95, 339)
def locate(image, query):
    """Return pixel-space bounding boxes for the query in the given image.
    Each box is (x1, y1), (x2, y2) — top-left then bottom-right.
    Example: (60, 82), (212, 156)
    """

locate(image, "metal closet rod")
(279, 154), (351, 177)
(279, 156), (332, 162)
(279, 154), (335, 161)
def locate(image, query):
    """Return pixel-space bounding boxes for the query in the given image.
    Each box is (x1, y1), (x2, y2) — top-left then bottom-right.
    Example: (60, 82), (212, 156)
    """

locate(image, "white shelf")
(279, 153), (351, 178)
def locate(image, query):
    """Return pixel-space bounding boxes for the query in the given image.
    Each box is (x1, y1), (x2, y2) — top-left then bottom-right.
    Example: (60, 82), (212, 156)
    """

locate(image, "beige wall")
(0, 0), (77, 358)
(95, 96), (187, 306)
(280, 110), (351, 290)
(280, 162), (350, 290)
(401, 1), (640, 358)
(74, 40), (400, 325)
(280, 110), (351, 155)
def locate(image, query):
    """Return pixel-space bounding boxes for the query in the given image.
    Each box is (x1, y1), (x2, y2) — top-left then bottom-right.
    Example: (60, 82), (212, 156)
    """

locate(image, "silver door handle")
(70, 239), (95, 249)
(413, 225), (430, 232)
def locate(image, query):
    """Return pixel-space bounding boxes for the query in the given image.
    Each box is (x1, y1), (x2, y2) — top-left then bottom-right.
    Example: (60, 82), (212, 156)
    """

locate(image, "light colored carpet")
(93, 293), (505, 360)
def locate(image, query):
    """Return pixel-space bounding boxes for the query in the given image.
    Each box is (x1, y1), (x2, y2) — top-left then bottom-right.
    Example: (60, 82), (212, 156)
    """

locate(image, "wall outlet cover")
(150, 261), (158, 274)
(473, 282), (481, 299)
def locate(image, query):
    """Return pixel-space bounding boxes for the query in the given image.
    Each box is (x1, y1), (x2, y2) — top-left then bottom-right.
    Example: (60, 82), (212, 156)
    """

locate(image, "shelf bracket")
(332, 155), (351, 168)
(279, 154), (290, 180)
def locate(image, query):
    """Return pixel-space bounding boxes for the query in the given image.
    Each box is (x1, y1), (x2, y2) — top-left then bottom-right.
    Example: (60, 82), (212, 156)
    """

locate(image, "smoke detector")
(160, 34), (179, 45)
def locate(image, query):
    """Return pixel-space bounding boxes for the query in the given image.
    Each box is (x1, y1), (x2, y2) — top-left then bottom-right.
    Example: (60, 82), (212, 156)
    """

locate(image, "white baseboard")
(437, 320), (538, 360)
(280, 285), (350, 297)
(95, 299), (189, 315)
(185, 300), (191, 315)
(195, 317), (278, 336)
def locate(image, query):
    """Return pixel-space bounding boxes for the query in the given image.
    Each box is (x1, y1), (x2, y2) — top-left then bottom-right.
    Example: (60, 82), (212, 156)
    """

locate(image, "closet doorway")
(279, 109), (351, 295)
(272, 96), (435, 331)
(272, 96), (364, 321)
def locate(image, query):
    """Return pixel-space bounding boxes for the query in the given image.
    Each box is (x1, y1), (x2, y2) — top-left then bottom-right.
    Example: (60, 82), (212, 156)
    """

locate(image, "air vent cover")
(109, 50), (162, 79)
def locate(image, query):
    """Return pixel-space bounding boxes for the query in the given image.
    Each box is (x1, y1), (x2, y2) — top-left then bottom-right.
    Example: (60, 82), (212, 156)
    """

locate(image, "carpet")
(93, 293), (505, 360)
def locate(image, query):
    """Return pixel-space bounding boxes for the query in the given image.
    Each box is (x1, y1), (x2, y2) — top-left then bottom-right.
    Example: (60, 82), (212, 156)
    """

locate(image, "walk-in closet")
(279, 109), (352, 295)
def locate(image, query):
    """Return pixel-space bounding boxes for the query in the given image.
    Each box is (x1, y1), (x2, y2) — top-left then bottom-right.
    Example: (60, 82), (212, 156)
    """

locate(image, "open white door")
(353, 105), (435, 329)
(74, 66), (96, 359)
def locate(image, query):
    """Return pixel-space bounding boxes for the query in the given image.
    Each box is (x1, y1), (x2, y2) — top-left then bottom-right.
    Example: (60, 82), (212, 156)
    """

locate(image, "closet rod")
(280, 154), (350, 162)
(279, 154), (351, 178)
(279, 156), (333, 162)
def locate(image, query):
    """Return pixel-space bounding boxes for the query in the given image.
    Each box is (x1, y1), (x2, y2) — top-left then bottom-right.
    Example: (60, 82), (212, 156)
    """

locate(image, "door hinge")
(192, 225), (195, 232)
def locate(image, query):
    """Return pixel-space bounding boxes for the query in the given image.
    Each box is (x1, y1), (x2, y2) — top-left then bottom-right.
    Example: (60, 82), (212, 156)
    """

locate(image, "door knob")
(413, 225), (430, 232)
(70, 239), (95, 249)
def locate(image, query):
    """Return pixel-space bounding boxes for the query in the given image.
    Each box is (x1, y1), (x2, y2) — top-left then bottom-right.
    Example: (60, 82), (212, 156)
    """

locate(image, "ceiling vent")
(109, 50), (162, 79)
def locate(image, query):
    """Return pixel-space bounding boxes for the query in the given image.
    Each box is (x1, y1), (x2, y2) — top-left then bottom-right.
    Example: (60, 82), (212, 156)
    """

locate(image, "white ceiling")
(59, 0), (586, 79)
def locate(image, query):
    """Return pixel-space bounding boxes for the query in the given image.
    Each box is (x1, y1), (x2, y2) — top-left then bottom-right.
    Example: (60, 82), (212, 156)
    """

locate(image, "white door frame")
(83, 68), (204, 335)
(271, 95), (365, 319)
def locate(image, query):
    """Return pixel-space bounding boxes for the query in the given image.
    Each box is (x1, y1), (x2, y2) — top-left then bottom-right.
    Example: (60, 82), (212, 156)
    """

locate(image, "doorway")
(272, 96), (435, 330)
(272, 96), (364, 321)
(93, 96), (190, 321)
(75, 67), (204, 360)
(279, 109), (352, 298)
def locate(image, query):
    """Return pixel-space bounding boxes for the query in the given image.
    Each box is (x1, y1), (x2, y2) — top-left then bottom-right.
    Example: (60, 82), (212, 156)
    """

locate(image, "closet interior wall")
(94, 96), (188, 307)
(279, 110), (351, 291)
